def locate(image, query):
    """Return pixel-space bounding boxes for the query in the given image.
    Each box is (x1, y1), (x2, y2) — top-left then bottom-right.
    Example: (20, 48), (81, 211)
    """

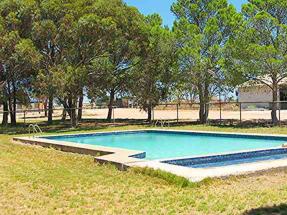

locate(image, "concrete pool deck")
(13, 129), (287, 182)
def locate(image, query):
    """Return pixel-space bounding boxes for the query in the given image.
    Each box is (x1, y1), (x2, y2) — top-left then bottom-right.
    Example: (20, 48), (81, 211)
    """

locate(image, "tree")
(51, 65), (87, 127)
(224, 0), (287, 124)
(0, 32), (41, 125)
(31, 0), (91, 124)
(33, 0), (122, 126)
(31, 1), (72, 124)
(66, 12), (117, 123)
(0, 0), (41, 125)
(130, 14), (178, 122)
(172, 0), (242, 123)
(87, 0), (145, 121)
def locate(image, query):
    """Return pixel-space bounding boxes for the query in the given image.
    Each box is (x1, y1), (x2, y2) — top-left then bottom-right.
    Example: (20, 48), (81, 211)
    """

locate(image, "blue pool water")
(45, 130), (287, 160)
(163, 148), (287, 168)
(191, 153), (287, 168)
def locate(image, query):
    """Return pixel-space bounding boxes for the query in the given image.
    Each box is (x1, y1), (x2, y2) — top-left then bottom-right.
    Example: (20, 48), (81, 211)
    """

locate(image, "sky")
(124, 0), (247, 27)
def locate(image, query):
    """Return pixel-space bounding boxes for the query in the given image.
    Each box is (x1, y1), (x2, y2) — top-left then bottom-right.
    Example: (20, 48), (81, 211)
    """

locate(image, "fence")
(154, 101), (287, 124)
(1, 101), (287, 126)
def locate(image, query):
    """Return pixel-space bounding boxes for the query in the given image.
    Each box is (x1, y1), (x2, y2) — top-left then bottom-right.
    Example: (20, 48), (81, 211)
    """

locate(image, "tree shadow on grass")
(2, 117), (287, 135)
(0, 118), (150, 135)
(243, 204), (287, 215)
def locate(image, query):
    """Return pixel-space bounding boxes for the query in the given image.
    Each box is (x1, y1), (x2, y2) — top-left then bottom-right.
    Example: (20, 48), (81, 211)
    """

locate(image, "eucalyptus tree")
(172, 0), (242, 123)
(224, 0), (287, 124)
(31, 0), (90, 124)
(0, 33), (41, 125)
(87, 0), (145, 121)
(34, 0), (131, 126)
(130, 14), (178, 122)
(0, 0), (41, 125)
(64, 12), (117, 123)
(49, 65), (87, 127)
(31, 1), (67, 124)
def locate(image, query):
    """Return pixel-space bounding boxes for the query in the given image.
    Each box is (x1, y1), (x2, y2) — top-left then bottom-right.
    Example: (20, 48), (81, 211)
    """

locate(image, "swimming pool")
(45, 130), (287, 160)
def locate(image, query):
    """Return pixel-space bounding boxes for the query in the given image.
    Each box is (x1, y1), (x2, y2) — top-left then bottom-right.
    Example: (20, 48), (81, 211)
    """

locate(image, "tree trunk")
(61, 108), (67, 121)
(271, 84), (278, 124)
(10, 82), (16, 125)
(68, 97), (78, 127)
(2, 100), (8, 126)
(61, 100), (71, 118)
(198, 83), (209, 124)
(44, 99), (48, 117)
(8, 100), (13, 126)
(107, 89), (115, 122)
(48, 95), (53, 125)
(147, 105), (152, 122)
(2, 85), (9, 126)
(9, 104), (16, 126)
(7, 95), (13, 126)
(9, 81), (17, 126)
(199, 103), (209, 124)
(7, 81), (15, 126)
(70, 108), (77, 127)
(11, 95), (16, 125)
(78, 94), (83, 122)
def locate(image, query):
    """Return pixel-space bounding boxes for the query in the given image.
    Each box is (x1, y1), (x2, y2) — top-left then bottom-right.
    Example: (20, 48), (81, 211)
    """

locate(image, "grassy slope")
(1, 125), (287, 214)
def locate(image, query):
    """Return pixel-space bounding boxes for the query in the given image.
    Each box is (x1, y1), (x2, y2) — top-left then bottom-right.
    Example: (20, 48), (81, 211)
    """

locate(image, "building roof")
(239, 76), (287, 88)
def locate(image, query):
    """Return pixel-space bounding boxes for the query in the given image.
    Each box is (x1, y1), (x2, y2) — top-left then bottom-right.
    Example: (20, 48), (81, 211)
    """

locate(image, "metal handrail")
(34, 124), (42, 133)
(28, 124), (42, 137)
(154, 119), (170, 128)
(28, 124), (34, 135)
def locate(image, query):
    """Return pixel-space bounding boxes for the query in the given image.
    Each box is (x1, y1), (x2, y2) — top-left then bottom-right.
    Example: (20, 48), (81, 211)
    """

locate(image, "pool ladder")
(28, 124), (43, 137)
(154, 119), (170, 128)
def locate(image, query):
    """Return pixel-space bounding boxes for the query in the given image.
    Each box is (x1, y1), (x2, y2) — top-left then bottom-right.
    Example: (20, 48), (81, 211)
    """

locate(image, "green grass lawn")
(1, 124), (287, 214)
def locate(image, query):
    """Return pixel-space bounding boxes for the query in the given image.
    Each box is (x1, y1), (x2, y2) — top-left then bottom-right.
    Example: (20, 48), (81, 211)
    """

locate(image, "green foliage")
(86, 0), (146, 120)
(225, 1), (287, 86)
(0, 3), (41, 124)
(172, 0), (242, 123)
(52, 65), (88, 98)
(223, 0), (287, 123)
(129, 15), (178, 119)
(2, 0), (286, 127)
(0, 30), (41, 103)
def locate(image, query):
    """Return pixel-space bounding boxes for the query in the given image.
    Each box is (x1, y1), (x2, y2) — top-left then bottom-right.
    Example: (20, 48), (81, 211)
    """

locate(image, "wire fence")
(1, 101), (287, 126)
(154, 101), (285, 124)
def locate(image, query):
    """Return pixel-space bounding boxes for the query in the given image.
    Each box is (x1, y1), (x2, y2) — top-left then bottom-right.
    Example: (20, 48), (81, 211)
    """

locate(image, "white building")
(238, 78), (287, 109)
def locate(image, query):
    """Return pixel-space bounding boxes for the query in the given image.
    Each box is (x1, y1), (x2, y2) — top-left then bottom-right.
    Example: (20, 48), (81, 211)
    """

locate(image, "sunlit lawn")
(1, 124), (287, 214)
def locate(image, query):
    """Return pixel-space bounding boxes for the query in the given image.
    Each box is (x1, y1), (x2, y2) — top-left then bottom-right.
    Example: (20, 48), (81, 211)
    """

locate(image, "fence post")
(24, 110), (26, 127)
(279, 102), (281, 126)
(176, 104), (179, 123)
(113, 106), (115, 124)
(239, 102), (242, 124)
(222, 101), (224, 123)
